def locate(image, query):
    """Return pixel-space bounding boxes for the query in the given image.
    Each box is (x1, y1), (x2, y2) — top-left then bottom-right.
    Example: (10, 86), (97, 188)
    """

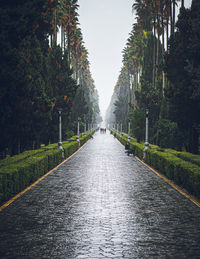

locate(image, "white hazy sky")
(78, 0), (192, 119)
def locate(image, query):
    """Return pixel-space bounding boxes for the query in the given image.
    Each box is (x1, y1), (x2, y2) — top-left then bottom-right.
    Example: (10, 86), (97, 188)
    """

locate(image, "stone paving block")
(0, 131), (200, 258)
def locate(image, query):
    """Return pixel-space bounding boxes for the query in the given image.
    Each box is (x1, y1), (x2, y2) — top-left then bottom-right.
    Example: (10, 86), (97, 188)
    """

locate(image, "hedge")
(0, 149), (46, 168)
(165, 149), (200, 167)
(111, 130), (200, 200)
(0, 131), (94, 205)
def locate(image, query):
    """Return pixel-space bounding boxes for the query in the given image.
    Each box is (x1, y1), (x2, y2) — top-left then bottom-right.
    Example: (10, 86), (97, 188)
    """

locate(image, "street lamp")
(143, 108), (149, 160)
(58, 108), (64, 158)
(84, 122), (86, 136)
(128, 119), (130, 142)
(77, 117), (80, 146)
(120, 123), (122, 137)
(58, 108), (63, 150)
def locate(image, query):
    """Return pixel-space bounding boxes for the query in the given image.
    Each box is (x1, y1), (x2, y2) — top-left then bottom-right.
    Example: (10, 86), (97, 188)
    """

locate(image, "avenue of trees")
(106, 0), (200, 154)
(0, 0), (101, 158)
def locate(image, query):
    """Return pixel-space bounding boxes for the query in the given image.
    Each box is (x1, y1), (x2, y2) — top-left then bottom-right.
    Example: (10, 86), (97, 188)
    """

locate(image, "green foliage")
(164, 3), (200, 153)
(108, 1), (200, 155)
(0, 0), (101, 159)
(45, 46), (78, 144)
(154, 119), (183, 150)
(177, 152), (200, 167)
(0, 1), (68, 156)
(65, 130), (74, 139)
(109, 66), (130, 132)
(131, 109), (145, 142)
(113, 131), (200, 199)
(165, 149), (200, 167)
(145, 149), (200, 198)
(0, 131), (94, 205)
(0, 150), (45, 168)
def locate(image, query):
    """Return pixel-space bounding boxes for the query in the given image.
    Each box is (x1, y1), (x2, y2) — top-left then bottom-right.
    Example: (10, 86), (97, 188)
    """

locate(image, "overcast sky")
(78, 0), (192, 119)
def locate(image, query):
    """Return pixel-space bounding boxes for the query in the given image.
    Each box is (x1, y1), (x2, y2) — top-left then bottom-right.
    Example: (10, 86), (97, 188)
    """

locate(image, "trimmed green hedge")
(0, 131), (94, 205)
(112, 130), (200, 200)
(165, 149), (200, 167)
(0, 149), (46, 168)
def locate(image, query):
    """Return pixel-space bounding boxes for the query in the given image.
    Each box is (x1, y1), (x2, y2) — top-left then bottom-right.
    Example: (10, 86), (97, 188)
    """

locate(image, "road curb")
(135, 156), (200, 208)
(0, 141), (88, 212)
(112, 133), (200, 208)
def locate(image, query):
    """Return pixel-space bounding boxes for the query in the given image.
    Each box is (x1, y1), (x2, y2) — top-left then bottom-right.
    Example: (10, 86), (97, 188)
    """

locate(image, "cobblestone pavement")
(0, 132), (200, 259)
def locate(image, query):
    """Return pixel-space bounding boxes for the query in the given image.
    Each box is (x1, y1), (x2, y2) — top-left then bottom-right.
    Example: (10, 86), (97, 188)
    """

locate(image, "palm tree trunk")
(161, 3), (165, 52)
(61, 26), (64, 50)
(172, 0), (175, 36)
(152, 16), (156, 86)
(166, 17), (169, 51)
(170, 0), (173, 36)
(67, 31), (71, 64)
(54, 9), (57, 45)
(156, 15), (160, 85)
(161, 1), (165, 95)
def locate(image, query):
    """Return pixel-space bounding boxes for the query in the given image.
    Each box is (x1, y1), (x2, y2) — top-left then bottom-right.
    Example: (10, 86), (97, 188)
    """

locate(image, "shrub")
(0, 131), (94, 205)
(112, 130), (200, 199)
(131, 110), (145, 142)
(65, 130), (74, 139)
(0, 149), (45, 168)
(0, 153), (50, 202)
(154, 119), (183, 150)
(165, 149), (200, 167)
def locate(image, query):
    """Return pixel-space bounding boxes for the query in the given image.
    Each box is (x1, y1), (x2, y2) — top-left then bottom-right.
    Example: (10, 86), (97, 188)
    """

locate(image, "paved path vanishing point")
(0, 131), (200, 258)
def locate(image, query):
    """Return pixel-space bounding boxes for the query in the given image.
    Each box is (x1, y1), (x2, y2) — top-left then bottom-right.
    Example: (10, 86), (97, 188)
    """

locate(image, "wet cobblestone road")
(0, 132), (200, 258)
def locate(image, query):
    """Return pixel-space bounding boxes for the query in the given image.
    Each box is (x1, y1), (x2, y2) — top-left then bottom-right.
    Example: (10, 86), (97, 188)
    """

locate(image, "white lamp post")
(58, 108), (64, 158)
(120, 123), (122, 137)
(143, 109), (149, 160)
(77, 117), (80, 146)
(128, 120), (130, 142)
(58, 108), (63, 150)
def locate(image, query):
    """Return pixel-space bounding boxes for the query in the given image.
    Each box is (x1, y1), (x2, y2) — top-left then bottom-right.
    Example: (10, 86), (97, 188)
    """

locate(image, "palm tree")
(171, 0), (181, 36)
(71, 28), (83, 81)
(56, 0), (79, 63)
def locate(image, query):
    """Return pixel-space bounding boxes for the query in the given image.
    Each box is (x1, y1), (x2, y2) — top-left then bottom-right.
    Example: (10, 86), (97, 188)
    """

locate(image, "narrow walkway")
(0, 132), (200, 258)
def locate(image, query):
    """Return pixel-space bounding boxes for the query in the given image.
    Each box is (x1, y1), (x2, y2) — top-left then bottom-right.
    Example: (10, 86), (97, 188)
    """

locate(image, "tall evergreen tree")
(164, 0), (200, 153)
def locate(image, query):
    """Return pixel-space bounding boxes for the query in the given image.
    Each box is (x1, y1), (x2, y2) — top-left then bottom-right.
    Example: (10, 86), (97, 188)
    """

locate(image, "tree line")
(0, 0), (102, 158)
(106, 0), (200, 154)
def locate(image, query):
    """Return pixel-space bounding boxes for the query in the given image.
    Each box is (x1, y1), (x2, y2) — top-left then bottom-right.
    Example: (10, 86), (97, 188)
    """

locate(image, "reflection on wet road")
(0, 132), (200, 258)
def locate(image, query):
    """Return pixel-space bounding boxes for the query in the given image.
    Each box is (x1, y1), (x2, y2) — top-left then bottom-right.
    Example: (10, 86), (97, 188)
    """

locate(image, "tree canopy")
(0, 0), (101, 158)
(106, 0), (199, 154)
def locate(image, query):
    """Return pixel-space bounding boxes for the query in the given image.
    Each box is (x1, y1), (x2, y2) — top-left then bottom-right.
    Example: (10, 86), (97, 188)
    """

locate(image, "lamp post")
(84, 122), (86, 136)
(77, 117), (80, 146)
(58, 108), (64, 158)
(120, 123), (122, 137)
(58, 108), (63, 150)
(128, 119), (130, 142)
(143, 109), (149, 160)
